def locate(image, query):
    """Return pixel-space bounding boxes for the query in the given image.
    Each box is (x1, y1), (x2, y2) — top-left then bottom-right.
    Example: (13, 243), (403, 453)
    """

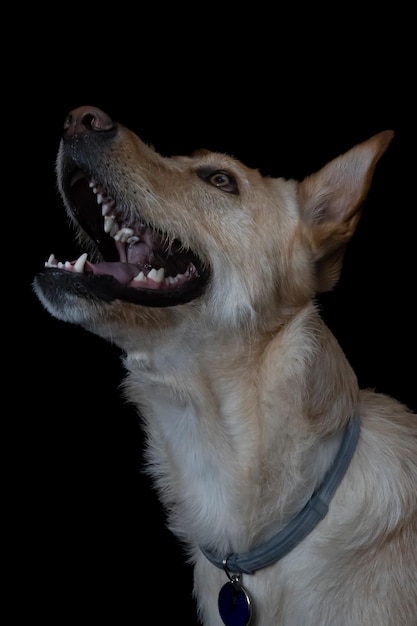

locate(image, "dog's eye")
(197, 168), (238, 194)
(210, 172), (231, 188)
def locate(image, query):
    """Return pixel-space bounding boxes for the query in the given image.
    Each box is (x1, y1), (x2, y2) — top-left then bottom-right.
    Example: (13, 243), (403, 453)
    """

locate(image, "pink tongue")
(86, 261), (140, 285)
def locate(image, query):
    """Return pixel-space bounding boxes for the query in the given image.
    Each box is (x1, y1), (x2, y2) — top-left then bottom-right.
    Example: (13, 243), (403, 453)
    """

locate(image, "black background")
(13, 15), (416, 625)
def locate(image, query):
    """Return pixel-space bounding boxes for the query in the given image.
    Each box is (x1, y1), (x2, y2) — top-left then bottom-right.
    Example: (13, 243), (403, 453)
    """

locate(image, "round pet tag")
(218, 579), (253, 626)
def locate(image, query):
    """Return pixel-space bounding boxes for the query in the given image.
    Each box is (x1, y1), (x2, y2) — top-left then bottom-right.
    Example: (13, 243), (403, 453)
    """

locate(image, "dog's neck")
(122, 303), (359, 555)
(201, 413), (360, 574)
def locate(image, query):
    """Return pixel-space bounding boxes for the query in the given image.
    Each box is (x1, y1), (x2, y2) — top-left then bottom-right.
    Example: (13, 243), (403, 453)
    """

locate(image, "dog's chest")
(124, 348), (260, 545)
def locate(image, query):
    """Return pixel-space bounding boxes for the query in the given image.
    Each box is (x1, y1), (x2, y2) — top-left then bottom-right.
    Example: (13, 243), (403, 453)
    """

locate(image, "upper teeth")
(114, 227), (135, 242)
(91, 179), (141, 245)
(104, 215), (118, 236)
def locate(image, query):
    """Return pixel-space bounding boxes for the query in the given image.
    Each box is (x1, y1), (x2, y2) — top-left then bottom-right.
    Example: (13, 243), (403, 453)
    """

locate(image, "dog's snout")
(63, 106), (114, 138)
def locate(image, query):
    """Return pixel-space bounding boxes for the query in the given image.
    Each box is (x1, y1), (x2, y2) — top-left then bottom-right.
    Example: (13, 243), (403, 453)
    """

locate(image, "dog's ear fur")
(297, 130), (394, 292)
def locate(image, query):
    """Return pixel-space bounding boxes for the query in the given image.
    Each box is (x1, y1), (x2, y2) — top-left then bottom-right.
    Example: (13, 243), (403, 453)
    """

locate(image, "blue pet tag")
(218, 577), (253, 626)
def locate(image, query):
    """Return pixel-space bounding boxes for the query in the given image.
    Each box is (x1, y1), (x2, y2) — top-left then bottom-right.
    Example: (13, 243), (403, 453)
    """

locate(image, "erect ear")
(297, 130), (394, 292)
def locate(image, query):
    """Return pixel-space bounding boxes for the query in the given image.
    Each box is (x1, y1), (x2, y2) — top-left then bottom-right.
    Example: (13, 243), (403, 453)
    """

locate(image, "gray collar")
(200, 415), (361, 575)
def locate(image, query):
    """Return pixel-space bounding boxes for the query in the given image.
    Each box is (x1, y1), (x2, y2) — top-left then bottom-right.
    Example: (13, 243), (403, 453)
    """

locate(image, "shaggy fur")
(33, 107), (417, 625)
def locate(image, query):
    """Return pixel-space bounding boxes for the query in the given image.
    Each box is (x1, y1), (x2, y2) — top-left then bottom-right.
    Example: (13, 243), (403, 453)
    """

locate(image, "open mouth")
(44, 170), (210, 306)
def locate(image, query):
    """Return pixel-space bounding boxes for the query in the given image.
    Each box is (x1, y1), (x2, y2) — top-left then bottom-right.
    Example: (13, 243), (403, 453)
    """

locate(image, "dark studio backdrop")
(16, 27), (415, 625)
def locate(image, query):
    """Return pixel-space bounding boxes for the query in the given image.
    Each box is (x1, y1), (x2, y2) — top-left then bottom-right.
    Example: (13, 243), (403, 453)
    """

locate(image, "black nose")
(63, 106), (114, 138)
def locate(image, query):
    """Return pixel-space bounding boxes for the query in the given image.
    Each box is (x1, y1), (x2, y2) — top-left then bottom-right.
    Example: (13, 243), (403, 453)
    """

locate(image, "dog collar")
(200, 415), (361, 575)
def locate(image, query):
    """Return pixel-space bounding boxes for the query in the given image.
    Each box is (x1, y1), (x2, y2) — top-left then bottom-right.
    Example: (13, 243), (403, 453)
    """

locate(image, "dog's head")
(33, 107), (393, 348)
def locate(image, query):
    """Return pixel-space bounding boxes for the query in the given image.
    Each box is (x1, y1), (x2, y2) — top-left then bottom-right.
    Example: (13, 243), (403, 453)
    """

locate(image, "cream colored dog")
(34, 107), (417, 626)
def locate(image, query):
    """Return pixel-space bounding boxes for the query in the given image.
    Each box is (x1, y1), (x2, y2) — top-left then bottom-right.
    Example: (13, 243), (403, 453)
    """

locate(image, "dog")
(33, 106), (417, 625)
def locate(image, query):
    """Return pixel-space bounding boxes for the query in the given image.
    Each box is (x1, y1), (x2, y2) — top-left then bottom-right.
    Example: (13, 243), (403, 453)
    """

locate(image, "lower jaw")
(38, 267), (207, 308)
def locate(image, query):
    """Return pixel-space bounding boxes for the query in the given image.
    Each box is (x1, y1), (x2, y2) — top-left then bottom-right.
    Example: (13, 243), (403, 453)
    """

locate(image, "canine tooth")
(148, 268), (165, 283)
(114, 227), (135, 242)
(104, 215), (116, 233)
(74, 252), (88, 273)
(47, 253), (55, 265)
(133, 271), (146, 282)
